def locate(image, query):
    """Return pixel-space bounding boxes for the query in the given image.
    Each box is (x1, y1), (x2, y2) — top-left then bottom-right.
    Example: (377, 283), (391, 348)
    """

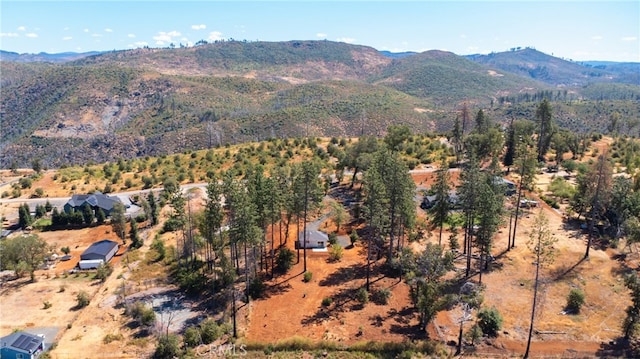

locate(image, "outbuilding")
(0, 331), (45, 359)
(297, 230), (328, 249)
(78, 239), (119, 269)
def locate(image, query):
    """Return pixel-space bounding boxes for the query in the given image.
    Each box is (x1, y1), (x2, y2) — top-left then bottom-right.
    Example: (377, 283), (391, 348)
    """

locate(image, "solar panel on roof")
(11, 334), (40, 352)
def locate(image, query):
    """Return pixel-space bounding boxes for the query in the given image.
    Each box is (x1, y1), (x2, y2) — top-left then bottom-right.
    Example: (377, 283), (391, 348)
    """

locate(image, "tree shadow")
(596, 337), (631, 357)
(552, 257), (587, 281)
(318, 263), (367, 287)
(260, 281), (293, 299)
(301, 286), (357, 326)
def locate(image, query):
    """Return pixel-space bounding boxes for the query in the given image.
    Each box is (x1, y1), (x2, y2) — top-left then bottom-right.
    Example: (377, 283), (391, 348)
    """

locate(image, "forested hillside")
(1, 40), (638, 168)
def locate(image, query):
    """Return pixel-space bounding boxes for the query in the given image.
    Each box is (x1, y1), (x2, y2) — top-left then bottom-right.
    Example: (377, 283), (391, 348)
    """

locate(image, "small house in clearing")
(63, 191), (124, 216)
(297, 230), (328, 249)
(0, 331), (45, 359)
(78, 239), (119, 269)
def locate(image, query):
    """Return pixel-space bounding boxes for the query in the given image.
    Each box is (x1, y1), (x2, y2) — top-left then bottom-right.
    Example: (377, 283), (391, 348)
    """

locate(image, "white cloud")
(1, 32), (19, 38)
(191, 24), (206, 30)
(316, 33), (327, 38)
(92, 33), (103, 38)
(336, 37), (355, 44)
(208, 31), (223, 42)
(592, 35), (603, 40)
(83, 28), (89, 33)
(460, 34), (467, 39)
(64, 27), (70, 31)
(63, 36), (73, 41)
(25, 33), (38, 38)
(622, 36), (638, 42)
(129, 41), (149, 48)
(17, 26), (26, 31)
(128, 33), (135, 38)
(105, 28), (113, 33)
(153, 30), (182, 45)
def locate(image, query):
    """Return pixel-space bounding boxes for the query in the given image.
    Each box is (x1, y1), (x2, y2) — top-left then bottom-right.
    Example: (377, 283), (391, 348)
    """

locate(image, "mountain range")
(1, 41), (638, 168)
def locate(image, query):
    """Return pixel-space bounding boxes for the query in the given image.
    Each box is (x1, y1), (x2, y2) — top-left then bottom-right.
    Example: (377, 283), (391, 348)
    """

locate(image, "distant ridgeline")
(1, 41), (638, 168)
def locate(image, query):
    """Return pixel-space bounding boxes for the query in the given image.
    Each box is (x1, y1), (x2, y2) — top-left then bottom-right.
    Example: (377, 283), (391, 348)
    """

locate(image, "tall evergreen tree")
(18, 203), (32, 229)
(535, 99), (554, 162)
(365, 148), (416, 262)
(81, 202), (94, 226)
(292, 161), (323, 272)
(147, 191), (159, 226)
(130, 218), (142, 248)
(503, 118), (516, 172)
(430, 162), (451, 246)
(110, 202), (127, 244)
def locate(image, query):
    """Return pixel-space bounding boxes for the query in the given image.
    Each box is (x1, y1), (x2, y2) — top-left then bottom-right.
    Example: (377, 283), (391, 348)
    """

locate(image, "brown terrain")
(0, 138), (636, 358)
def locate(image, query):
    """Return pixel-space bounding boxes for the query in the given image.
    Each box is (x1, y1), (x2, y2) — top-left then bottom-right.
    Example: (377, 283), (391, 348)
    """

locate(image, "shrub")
(356, 287), (369, 304)
(303, 271), (313, 283)
(154, 334), (181, 359)
(43, 301), (52, 309)
(183, 326), (201, 347)
(321, 297), (333, 307)
(199, 319), (230, 344)
(95, 263), (113, 282)
(248, 277), (266, 299)
(276, 248), (295, 273)
(566, 288), (586, 314)
(76, 291), (90, 308)
(477, 307), (503, 337)
(349, 231), (359, 246)
(103, 333), (124, 344)
(126, 301), (156, 327)
(372, 288), (392, 305)
(328, 232), (338, 245)
(329, 243), (343, 262)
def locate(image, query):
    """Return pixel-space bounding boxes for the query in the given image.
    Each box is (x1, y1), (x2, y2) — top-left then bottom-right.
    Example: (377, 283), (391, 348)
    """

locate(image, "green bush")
(248, 277), (266, 299)
(328, 232), (338, 245)
(321, 297), (333, 307)
(303, 271), (313, 282)
(477, 307), (503, 337)
(329, 243), (343, 262)
(372, 288), (391, 305)
(566, 288), (586, 314)
(349, 231), (359, 246)
(200, 319), (230, 344)
(276, 248), (295, 273)
(154, 334), (181, 359)
(183, 326), (201, 347)
(355, 287), (369, 304)
(76, 291), (90, 308)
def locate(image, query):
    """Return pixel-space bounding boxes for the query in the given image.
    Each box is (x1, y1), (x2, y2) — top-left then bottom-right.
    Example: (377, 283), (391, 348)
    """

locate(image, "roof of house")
(299, 230), (329, 242)
(1, 331), (43, 354)
(81, 239), (119, 259)
(66, 191), (121, 211)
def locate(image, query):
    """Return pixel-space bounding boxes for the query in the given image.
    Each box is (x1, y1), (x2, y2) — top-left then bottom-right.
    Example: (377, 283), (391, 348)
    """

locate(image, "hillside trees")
(430, 161), (450, 246)
(406, 243), (455, 331)
(291, 161), (323, 272)
(535, 98), (555, 162)
(363, 147), (416, 263)
(0, 234), (50, 281)
(18, 203), (32, 229)
(199, 177), (224, 277)
(111, 202), (127, 244)
(340, 136), (379, 188)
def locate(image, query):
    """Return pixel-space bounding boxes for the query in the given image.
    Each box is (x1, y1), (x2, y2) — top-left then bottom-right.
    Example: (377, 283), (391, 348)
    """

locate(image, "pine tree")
(535, 99), (554, 162)
(431, 161), (451, 246)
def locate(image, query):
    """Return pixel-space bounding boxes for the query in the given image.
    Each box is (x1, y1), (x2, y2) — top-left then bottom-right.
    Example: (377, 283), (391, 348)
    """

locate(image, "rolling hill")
(1, 40), (638, 168)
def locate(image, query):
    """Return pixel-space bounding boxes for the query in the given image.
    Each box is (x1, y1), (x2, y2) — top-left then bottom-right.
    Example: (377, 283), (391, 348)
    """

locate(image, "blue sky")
(1, 1), (638, 62)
